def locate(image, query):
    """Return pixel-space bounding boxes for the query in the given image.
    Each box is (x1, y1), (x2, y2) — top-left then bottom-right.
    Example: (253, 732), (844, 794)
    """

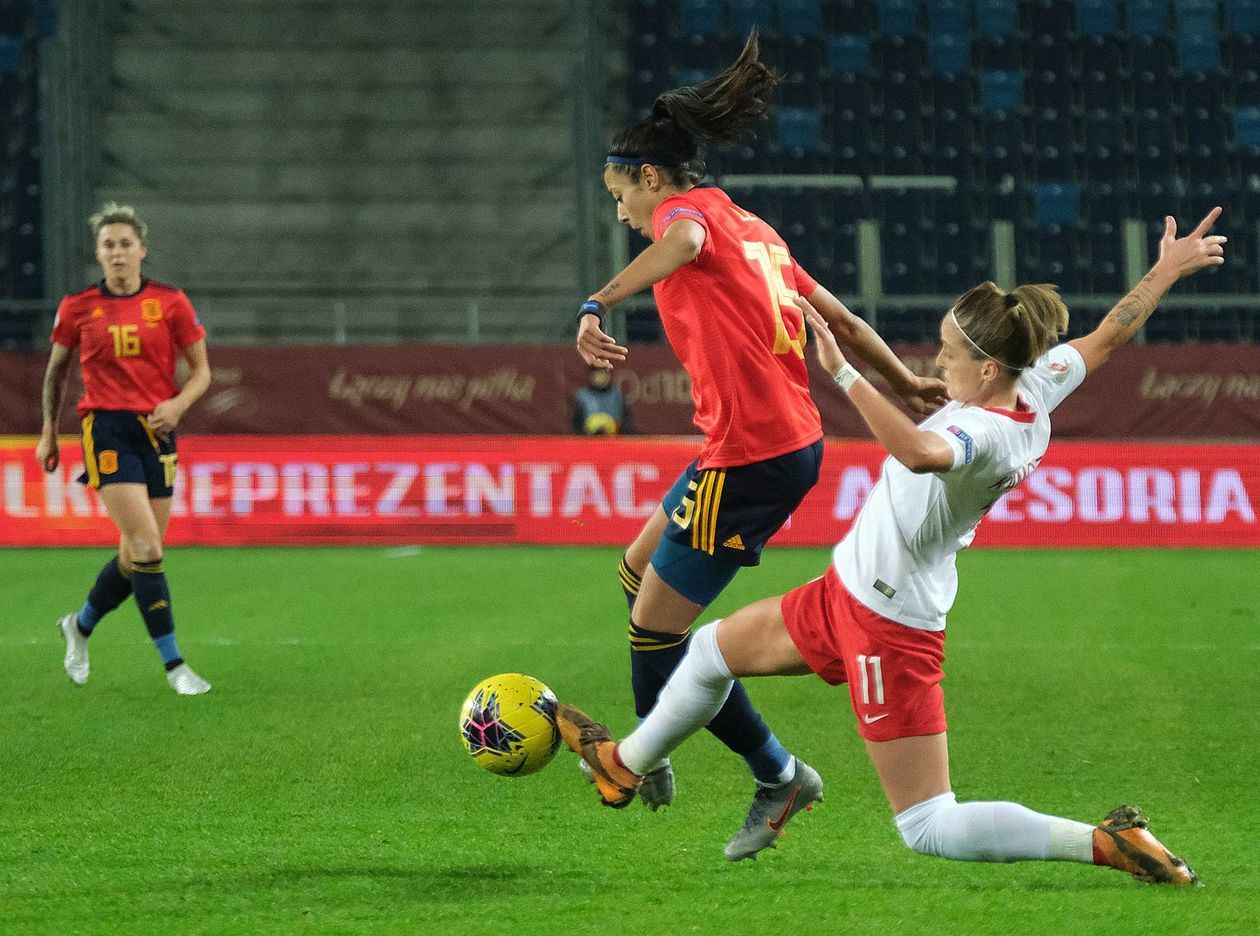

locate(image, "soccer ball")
(459, 673), (561, 776)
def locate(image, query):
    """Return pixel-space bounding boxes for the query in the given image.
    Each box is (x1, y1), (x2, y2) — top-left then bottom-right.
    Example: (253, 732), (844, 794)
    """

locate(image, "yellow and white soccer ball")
(459, 673), (561, 776)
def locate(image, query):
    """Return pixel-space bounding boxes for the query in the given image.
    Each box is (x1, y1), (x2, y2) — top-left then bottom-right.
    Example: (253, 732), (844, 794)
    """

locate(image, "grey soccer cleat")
(56, 613), (89, 686)
(166, 663), (212, 696)
(579, 757), (674, 810)
(724, 759), (823, 861)
(638, 761), (676, 811)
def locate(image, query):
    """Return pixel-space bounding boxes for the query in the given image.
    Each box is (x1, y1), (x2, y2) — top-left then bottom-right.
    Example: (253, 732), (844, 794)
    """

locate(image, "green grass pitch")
(2, 546), (1258, 935)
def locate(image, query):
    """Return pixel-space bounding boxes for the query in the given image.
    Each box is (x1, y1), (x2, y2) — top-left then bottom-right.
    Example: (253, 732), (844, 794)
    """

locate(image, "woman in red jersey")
(37, 202), (213, 695)
(572, 32), (947, 853)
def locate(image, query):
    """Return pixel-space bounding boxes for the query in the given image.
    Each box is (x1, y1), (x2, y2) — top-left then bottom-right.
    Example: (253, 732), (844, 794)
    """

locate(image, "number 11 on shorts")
(856, 654), (885, 706)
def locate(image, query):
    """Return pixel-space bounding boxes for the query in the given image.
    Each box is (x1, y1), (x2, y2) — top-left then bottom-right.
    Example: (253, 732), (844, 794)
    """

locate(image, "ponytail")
(607, 31), (780, 185)
(951, 282), (1070, 372)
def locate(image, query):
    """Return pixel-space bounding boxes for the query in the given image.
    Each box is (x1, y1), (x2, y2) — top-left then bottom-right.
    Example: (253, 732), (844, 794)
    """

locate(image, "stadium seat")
(980, 110), (1024, 178)
(881, 67), (925, 113)
(1177, 32), (1221, 72)
(928, 32), (971, 75)
(779, 0), (824, 37)
(1225, 0), (1260, 35)
(975, 33), (1020, 68)
(1026, 0), (1076, 35)
(883, 108), (926, 172)
(876, 34), (928, 76)
(978, 69), (1023, 113)
(1234, 106), (1260, 146)
(932, 72), (974, 111)
(678, 0), (723, 37)
(926, 0), (972, 35)
(0, 34), (21, 75)
(975, 0), (1018, 36)
(1028, 69), (1073, 111)
(1132, 68), (1174, 112)
(1034, 182), (1081, 225)
(729, 0), (775, 36)
(778, 106), (822, 148)
(827, 33), (872, 75)
(824, 0), (879, 32)
(1076, 0), (1120, 35)
(876, 0), (921, 35)
(1125, 0), (1171, 35)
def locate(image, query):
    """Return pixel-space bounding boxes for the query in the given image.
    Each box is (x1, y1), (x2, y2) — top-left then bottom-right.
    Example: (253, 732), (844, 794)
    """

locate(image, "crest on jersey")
(90, 307), (104, 319)
(141, 299), (163, 323)
(1049, 360), (1070, 384)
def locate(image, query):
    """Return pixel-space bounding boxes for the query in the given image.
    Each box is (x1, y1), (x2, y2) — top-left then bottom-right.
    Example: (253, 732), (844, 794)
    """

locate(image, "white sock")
(618, 621), (733, 775)
(894, 792), (1096, 864)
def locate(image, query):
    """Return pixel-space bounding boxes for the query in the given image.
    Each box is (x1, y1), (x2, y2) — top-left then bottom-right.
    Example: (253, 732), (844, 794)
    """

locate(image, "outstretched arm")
(800, 298), (953, 474)
(806, 284), (949, 415)
(1069, 207), (1227, 374)
(576, 219), (705, 369)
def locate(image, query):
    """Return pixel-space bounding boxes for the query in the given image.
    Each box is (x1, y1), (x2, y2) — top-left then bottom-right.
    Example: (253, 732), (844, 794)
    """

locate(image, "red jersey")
(50, 280), (206, 417)
(651, 186), (823, 468)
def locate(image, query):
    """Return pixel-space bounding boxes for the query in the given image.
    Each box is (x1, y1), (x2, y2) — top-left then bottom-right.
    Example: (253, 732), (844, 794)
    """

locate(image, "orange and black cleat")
(1093, 805), (1201, 886)
(555, 703), (642, 808)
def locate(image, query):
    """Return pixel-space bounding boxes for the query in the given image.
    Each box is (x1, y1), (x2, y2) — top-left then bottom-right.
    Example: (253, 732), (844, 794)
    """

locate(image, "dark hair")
(950, 281), (1069, 373)
(607, 31), (780, 186)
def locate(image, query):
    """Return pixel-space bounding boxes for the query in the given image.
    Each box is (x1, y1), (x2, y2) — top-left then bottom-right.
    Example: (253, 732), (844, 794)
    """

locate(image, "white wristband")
(833, 363), (861, 392)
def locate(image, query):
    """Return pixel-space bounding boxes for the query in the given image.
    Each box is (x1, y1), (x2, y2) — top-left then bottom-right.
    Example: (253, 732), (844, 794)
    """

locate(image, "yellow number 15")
(742, 241), (806, 358)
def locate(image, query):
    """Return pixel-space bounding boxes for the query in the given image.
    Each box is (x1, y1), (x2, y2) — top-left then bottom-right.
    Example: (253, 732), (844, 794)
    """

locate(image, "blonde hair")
(89, 202), (147, 242)
(949, 281), (1069, 373)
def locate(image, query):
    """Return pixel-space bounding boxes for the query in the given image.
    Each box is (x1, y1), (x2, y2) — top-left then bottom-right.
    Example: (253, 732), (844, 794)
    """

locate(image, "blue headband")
(606, 155), (677, 167)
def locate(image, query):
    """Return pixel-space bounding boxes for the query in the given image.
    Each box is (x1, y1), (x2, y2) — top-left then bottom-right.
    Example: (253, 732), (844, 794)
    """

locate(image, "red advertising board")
(2, 435), (1256, 548)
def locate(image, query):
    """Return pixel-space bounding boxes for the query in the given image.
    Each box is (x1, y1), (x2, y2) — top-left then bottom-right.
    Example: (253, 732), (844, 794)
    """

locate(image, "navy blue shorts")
(658, 440), (824, 569)
(78, 410), (178, 498)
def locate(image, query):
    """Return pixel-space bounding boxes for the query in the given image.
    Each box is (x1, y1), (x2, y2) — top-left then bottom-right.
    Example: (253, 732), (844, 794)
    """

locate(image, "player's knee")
(894, 791), (958, 857)
(124, 534), (162, 565)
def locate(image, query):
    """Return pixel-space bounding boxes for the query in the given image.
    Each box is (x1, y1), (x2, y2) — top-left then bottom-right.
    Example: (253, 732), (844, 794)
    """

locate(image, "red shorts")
(781, 565), (947, 742)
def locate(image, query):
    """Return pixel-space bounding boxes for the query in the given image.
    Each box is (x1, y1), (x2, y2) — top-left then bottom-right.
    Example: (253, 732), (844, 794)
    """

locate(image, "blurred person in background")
(37, 202), (213, 696)
(572, 364), (634, 435)
(571, 30), (948, 856)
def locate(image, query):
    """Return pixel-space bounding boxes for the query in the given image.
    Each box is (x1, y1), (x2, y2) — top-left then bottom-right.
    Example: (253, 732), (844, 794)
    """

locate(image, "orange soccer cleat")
(555, 703), (641, 808)
(1093, 805), (1201, 886)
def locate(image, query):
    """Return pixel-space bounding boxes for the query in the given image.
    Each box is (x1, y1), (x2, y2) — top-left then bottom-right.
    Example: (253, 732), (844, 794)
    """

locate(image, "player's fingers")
(1190, 205), (1222, 237)
(43, 453), (58, 473)
(1204, 235), (1228, 245)
(1162, 215), (1176, 241)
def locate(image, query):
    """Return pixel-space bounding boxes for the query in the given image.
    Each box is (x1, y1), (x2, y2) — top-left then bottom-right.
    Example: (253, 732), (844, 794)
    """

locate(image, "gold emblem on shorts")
(98, 451), (119, 474)
(141, 299), (163, 324)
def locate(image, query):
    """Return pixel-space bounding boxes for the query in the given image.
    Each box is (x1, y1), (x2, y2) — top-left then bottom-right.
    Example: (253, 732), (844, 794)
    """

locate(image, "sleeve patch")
(1048, 360), (1071, 383)
(947, 425), (975, 464)
(662, 206), (705, 224)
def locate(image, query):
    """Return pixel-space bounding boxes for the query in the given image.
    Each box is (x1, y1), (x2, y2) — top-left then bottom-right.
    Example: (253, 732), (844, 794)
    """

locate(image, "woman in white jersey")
(556, 208), (1225, 884)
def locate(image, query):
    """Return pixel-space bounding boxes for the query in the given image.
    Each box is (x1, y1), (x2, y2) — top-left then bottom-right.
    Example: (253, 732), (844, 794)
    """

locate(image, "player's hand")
(35, 434), (58, 473)
(798, 296), (849, 374)
(898, 375), (951, 415)
(1156, 207), (1227, 281)
(147, 399), (185, 434)
(577, 312), (628, 370)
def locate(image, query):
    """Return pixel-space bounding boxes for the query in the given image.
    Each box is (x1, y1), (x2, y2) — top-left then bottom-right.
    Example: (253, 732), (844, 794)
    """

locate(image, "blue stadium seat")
(778, 106), (822, 148)
(1034, 182), (1081, 224)
(1077, 0), (1119, 35)
(876, 0), (921, 35)
(927, 0), (972, 34)
(779, 0), (824, 37)
(1234, 106), (1260, 146)
(0, 34), (22, 75)
(928, 32), (970, 74)
(827, 33), (872, 74)
(1026, 0), (1076, 35)
(1225, 0), (1260, 35)
(729, 0), (775, 36)
(975, 0), (1018, 35)
(978, 69), (1023, 113)
(679, 0), (723, 37)
(1178, 32), (1221, 72)
(1125, 0), (1171, 36)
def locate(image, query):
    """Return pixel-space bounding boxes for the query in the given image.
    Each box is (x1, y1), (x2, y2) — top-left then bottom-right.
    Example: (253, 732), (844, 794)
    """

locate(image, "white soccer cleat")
(56, 613), (89, 686)
(166, 663), (212, 696)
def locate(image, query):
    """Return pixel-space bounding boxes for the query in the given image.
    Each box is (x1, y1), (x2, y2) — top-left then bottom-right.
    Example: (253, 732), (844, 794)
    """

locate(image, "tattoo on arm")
(595, 281), (621, 304)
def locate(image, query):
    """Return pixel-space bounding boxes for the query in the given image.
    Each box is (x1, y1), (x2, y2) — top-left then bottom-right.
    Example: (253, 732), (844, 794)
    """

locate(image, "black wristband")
(578, 299), (606, 326)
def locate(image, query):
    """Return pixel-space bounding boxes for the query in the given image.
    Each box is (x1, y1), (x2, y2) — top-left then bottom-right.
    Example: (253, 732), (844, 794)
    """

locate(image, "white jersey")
(833, 344), (1088, 631)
